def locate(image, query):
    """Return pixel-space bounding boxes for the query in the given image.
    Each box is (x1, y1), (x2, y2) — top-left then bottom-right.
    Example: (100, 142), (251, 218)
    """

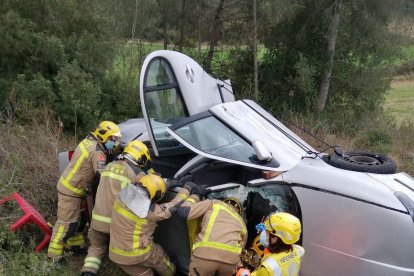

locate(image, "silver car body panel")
(278, 157), (408, 211)
(294, 186), (414, 276)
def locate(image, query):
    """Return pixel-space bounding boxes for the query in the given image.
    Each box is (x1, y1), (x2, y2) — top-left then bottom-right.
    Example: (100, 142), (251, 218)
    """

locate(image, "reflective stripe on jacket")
(252, 245), (305, 276)
(91, 160), (145, 233)
(108, 188), (191, 265)
(193, 202), (247, 253)
(185, 200), (248, 265)
(57, 137), (106, 197)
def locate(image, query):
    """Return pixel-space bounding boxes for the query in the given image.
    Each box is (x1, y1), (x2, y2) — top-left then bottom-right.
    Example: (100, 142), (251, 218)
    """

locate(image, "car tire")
(329, 150), (397, 174)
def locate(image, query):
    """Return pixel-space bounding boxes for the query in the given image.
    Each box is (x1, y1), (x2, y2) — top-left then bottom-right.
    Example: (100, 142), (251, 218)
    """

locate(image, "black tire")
(329, 150), (397, 174)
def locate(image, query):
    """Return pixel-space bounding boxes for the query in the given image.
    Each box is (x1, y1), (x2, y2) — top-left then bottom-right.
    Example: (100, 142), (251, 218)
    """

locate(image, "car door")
(139, 50), (235, 157)
(139, 50), (235, 177)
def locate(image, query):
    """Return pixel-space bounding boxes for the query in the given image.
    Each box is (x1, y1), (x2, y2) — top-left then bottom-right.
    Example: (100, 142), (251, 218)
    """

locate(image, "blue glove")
(255, 223), (266, 233)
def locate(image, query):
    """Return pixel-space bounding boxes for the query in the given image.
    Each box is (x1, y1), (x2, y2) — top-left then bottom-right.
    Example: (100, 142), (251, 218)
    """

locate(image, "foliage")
(0, 224), (76, 275)
(0, 0), (128, 136)
(253, 0), (402, 129)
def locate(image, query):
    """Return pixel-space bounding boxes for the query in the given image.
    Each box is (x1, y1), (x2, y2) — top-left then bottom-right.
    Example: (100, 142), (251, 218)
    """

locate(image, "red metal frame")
(0, 192), (52, 252)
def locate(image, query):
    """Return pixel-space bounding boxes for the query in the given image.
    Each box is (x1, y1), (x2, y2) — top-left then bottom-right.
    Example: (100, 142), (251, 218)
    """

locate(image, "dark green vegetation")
(0, 0), (413, 275)
(1, 0), (413, 134)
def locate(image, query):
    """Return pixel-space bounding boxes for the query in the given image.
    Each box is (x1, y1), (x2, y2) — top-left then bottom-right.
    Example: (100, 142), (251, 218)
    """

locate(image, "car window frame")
(142, 57), (191, 156)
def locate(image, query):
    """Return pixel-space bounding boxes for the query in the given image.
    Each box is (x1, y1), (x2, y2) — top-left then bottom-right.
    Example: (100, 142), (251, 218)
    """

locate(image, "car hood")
(168, 100), (317, 171)
(367, 172), (414, 203)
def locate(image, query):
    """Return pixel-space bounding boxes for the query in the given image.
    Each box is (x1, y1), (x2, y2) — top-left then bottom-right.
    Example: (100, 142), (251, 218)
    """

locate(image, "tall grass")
(285, 112), (414, 175)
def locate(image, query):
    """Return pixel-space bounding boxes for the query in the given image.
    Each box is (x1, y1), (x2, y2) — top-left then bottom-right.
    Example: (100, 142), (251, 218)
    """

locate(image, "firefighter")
(238, 212), (305, 276)
(81, 140), (151, 275)
(48, 121), (122, 262)
(176, 195), (248, 276)
(108, 174), (199, 276)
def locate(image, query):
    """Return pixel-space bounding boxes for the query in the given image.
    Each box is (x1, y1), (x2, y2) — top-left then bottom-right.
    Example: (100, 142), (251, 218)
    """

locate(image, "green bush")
(355, 130), (394, 153)
(55, 61), (102, 134)
(0, 225), (75, 276)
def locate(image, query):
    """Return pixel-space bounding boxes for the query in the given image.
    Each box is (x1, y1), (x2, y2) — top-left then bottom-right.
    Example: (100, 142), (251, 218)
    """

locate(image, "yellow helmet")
(92, 121), (121, 143)
(251, 235), (266, 259)
(223, 197), (242, 215)
(138, 174), (166, 202)
(123, 140), (151, 167)
(264, 212), (301, 245)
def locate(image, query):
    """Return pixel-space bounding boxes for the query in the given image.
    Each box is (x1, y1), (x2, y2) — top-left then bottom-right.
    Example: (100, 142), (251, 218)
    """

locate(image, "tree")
(316, 0), (341, 113)
(206, 0), (226, 72)
(253, 0), (259, 100)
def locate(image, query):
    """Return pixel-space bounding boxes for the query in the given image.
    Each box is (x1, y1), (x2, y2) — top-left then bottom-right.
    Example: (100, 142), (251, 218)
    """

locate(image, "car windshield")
(173, 116), (279, 168)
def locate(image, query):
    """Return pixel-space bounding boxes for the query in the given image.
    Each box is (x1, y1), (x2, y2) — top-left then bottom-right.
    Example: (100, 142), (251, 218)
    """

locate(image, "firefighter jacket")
(91, 159), (146, 234)
(179, 199), (248, 266)
(251, 245), (305, 276)
(57, 136), (106, 197)
(108, 187), (193, 266)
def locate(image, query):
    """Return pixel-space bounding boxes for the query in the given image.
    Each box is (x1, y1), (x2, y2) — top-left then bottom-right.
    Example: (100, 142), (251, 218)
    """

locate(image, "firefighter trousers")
(188, 255), (238, 276)
(82, 228), (109, 274)
(117, 243), (175, 276)
(47, 193), (85, 260)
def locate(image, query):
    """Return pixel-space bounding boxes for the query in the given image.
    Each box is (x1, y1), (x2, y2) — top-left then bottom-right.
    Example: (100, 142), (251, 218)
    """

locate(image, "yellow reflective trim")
(114, 201), (143, 222)
(48, 247), (63, 255)
(84, 257), (101, 269)
(192, 203), (246, 253)
(133, 221), (140, 255)
(110, 202), (151, 257)
(84, 262), (100, 270)
(177, 193), (187, 199)
(60, 141), (89, 196)
(163, 256), (175, 272)
(203, 204), (220, 241)
(65, 235), (85, 246)
(85, 257), (101, 265)
(109, 244), (151, 257)
(101, 171), (131, 189)
(193, 241), (242, 254)
(92, 211), (112, 223)
(48, 225), (65, 255)
(185, 197), (196, 203)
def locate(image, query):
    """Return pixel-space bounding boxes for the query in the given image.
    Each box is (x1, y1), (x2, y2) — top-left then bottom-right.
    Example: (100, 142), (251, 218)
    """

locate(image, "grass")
(384, 79), (414, 125)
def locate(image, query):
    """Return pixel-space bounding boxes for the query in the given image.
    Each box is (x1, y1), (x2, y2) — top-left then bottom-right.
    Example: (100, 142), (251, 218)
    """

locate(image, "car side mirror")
(252, 140), (272, 162)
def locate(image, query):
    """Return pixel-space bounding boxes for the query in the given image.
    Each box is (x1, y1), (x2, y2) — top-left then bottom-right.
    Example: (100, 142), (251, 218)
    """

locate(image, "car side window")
(244, 184), (302, 247)
(143, 58), (188, 153)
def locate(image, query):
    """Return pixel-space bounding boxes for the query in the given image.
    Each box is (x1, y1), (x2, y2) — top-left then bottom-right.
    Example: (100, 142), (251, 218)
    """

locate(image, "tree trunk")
(316, 0), (341, 113)
(178, 0), (186, 52)
(206, 0), (226, 73)
(157, 0), (168, 50)
(198, 2), (202, 53)
(253, 0), (259, 100)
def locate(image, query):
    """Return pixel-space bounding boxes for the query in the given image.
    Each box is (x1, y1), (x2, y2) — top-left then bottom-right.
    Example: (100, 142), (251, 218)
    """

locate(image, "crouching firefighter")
(81, 140), (152, 275)
(109, 174), (196, 276)
(175, 194), (248, 276)
(237, 212), (305, 276)
(48, 121), (122, 262)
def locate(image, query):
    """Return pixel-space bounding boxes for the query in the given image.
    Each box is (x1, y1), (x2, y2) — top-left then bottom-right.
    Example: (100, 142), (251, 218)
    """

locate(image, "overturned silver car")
(61, 50), (414, 275)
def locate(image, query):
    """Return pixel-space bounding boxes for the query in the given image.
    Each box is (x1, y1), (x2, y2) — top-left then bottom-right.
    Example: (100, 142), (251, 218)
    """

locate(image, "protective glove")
(236, 268), (251, 276)
(255, 223), (266, 233)
(179, 174), (194, 184)
(191, 184), (208, 198)
(167, 179), (184, 189)
(183, 181), (197, 193)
